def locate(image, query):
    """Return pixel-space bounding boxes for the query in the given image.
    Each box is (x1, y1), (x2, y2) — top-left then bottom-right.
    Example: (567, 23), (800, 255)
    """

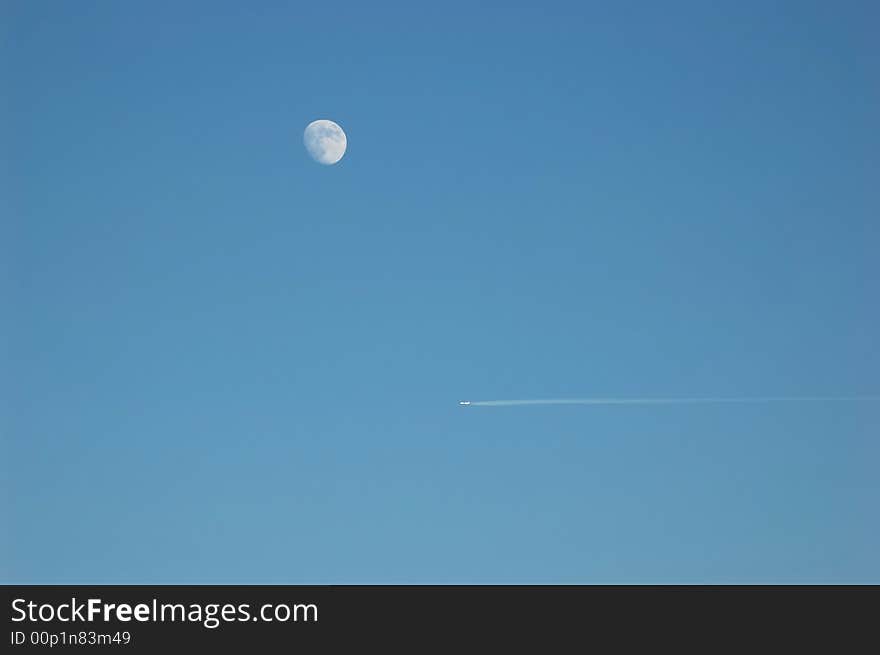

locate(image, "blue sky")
(3, 1), (878, 583)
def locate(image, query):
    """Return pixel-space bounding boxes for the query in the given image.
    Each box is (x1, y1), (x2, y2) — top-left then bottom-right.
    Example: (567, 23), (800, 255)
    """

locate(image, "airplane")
(459, 401), (471, 406)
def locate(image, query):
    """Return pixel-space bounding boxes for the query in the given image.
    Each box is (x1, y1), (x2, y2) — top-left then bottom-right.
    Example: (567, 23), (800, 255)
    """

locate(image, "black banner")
(2, 585), (875, 650)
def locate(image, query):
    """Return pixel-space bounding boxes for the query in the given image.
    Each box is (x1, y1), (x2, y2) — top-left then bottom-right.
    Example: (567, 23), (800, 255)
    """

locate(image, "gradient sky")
(3, 1), (878, 583)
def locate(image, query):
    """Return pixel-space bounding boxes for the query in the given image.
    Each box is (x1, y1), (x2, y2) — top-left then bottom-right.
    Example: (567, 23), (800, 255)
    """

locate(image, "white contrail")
(461, 396), (880, 407)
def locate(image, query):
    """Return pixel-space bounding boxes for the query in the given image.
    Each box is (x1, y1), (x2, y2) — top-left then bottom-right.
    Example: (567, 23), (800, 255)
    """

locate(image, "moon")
(303, 119), (347, 165)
